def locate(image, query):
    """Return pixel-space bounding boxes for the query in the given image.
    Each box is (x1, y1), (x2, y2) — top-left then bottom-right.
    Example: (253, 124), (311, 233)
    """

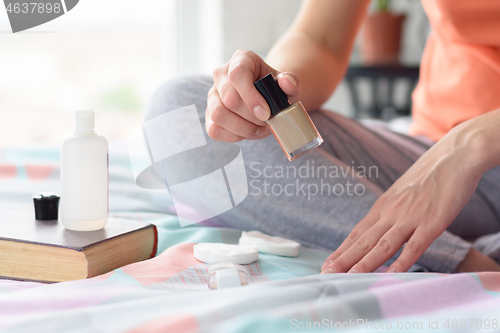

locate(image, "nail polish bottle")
(254, 73), (323, 161)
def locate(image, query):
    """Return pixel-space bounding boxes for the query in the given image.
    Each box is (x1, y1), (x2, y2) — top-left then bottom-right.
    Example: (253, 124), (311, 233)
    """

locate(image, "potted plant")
(360, 0), (406, 65)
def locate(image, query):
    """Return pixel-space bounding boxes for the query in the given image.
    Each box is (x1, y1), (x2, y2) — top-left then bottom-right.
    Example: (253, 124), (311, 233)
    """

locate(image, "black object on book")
(32, 192), (60, 220)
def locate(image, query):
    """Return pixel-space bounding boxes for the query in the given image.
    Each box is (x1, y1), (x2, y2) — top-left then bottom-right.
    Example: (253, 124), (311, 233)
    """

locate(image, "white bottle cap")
(75, 108), (96, 135)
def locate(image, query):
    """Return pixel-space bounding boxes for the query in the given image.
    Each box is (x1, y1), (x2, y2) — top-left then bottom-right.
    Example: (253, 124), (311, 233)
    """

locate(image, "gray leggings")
(143, 75), (500, 273)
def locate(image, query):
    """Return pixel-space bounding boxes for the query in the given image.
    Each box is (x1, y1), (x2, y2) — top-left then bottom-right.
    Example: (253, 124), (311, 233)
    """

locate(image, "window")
(0, 0), (173, 146)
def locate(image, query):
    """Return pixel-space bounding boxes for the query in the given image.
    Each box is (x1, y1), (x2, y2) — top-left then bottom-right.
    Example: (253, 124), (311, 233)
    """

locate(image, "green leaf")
(375, 0), (390, 12)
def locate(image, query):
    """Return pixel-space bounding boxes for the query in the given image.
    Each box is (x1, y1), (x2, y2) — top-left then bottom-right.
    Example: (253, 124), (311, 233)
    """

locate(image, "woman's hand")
(321, 121), (488, 274)
(207, 49), (302, 142)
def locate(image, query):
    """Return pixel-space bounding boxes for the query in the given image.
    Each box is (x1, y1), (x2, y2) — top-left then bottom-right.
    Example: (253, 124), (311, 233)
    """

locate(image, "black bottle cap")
(32, 192), (60, 221)
(254, 73), (291, 116)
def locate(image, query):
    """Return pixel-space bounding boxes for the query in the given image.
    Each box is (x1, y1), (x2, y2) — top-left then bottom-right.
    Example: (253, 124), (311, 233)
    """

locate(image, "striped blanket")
(1, 144), (499, 333)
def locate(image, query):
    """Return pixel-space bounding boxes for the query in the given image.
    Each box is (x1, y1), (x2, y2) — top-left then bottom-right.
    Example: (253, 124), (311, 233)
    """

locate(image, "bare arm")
(266, 0), (371, 111)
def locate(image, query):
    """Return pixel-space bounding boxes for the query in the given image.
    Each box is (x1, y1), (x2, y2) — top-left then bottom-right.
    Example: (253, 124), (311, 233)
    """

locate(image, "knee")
(143, 74), (213, 122)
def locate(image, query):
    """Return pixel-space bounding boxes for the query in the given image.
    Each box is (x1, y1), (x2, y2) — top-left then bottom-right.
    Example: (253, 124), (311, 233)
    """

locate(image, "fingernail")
(321, 260), (333, 271)
(387, 268), (398, 273)
(283, 74), (297, 87)
(323, 267), (336, 274)
(253, 105), (270, 121)
(348, 268), (359, 274)
(254, 126), (267, 137)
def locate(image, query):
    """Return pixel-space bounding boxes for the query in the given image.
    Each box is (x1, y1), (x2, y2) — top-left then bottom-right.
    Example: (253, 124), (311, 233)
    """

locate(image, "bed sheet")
(1, 144), (500, 333)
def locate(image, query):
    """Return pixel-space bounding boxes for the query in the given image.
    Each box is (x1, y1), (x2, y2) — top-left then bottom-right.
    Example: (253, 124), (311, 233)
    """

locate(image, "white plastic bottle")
(60, 109), (109, 231)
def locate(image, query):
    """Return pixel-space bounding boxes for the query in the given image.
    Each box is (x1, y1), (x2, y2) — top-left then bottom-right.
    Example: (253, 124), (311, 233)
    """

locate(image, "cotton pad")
(239, 231), (300, 257)
(193, 243), (259, 264)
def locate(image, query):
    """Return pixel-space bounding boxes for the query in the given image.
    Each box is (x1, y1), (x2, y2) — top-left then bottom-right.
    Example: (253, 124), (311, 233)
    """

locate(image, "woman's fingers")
(216, 83), (267, 127)
(217, 72), (301, 126)
(208, 49), (301, 142)
(246, 125), (271, 140)
(227, 50), (273, 121)
(321, 211), (381, 271)
(322, 221), (436, 274)
(276, 72), (301, 105)
(205, 115), (243, 143)
(322, 219), (394, 273)
(385, 228), (435, 273)
(207, 87), (265, 140)
(346, 224), (412, 273)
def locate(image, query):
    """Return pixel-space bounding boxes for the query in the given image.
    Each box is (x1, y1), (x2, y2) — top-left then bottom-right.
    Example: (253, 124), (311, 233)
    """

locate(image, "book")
(0, 204), (158, 283)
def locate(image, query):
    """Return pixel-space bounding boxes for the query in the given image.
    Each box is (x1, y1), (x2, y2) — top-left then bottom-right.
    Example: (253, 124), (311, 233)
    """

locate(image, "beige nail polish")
(324, 267), (336, 274)
(321, 260), (333, 271)
(254, 73), (323, 161)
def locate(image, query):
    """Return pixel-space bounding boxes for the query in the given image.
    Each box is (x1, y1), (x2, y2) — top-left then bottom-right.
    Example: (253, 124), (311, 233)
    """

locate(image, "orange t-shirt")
(410, 0), (500, 142)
